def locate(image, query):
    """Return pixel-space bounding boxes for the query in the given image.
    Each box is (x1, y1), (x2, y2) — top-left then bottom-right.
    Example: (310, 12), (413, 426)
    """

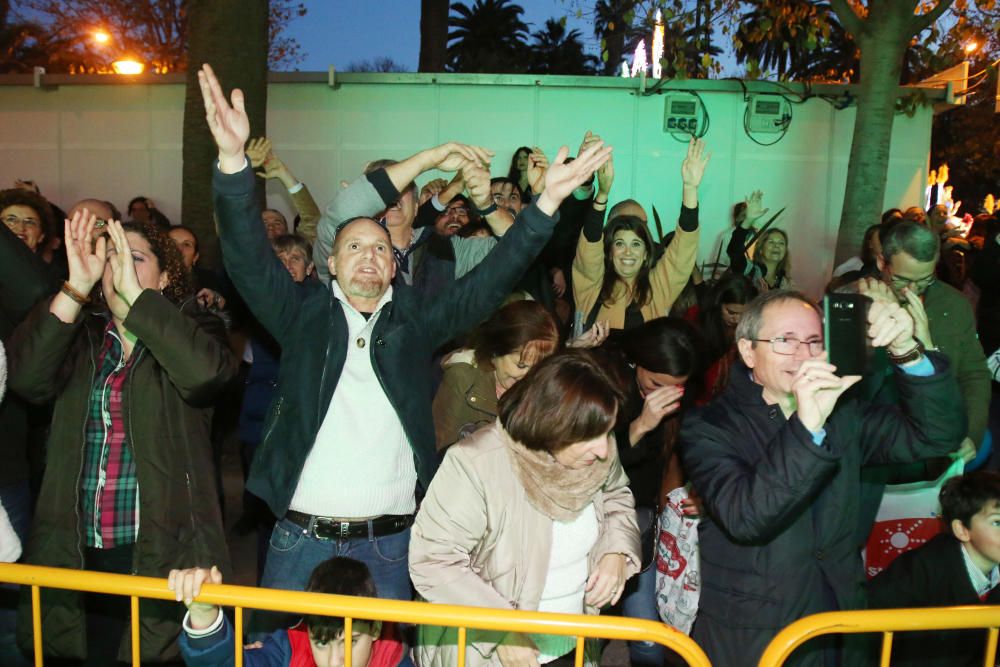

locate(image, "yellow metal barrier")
(759, 606), (1000, 667)
(0, 562), (711, 667)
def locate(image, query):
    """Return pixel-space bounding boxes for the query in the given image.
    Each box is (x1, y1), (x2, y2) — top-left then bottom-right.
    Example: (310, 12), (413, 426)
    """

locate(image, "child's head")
(941, 471), (1000, 573)
(303, 557), (382, 667)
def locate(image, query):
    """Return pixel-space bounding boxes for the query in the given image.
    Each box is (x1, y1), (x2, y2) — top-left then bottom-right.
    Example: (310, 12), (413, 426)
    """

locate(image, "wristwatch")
(888, 339), (925, 365)
(476, 203), (498, 216)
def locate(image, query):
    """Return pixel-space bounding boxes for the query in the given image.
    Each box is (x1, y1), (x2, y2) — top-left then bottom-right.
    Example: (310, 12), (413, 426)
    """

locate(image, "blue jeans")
(249, 517), (412, 640)
(621, 507), (665, 667)
(0, 482), (31, 666)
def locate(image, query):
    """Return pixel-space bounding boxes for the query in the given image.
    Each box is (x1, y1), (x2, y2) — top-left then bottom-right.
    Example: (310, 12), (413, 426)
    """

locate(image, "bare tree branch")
(828, 0), (865, 36)
(911, 0), (956, 34)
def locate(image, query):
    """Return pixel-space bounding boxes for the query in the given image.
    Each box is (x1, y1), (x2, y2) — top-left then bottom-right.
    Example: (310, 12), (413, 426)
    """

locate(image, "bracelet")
(888, 340), (925, 365)
(60, 282), (90, 305)
(593, 197), (608, 206)
(476, 203), (498, 216)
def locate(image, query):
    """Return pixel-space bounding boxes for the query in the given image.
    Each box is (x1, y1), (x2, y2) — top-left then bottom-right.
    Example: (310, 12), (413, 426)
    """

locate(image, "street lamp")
(964, 41), (979, 54)
(93, 30), (111, 45)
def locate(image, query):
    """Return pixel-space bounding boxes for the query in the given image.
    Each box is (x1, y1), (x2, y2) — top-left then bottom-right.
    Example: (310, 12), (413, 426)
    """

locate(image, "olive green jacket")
(6, 290), (236, 661)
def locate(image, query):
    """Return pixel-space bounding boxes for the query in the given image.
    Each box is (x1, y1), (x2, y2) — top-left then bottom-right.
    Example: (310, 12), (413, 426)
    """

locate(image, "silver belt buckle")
(339, 521), (351, 538)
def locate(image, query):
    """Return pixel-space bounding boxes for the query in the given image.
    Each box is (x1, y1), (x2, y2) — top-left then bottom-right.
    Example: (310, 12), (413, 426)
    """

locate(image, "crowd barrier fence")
(0, 562), (711, 667)
(758, 605), (1000, 667)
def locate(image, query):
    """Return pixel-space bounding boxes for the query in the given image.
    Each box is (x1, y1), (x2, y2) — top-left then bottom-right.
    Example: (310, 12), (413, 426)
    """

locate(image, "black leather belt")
(284, 510), (414, 540)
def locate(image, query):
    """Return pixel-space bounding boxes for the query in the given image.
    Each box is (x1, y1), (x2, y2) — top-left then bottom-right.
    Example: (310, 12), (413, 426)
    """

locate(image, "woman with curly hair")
(6, 212), (235, 663)
(750, 228), (795, 290)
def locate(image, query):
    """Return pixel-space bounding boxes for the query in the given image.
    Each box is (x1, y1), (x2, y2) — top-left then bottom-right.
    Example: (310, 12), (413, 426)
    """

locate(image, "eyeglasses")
(888, 273), (936, 291)
(445, 207), (470, 217)
(753, 336), (825, 356)
(3, 214), (40, 229)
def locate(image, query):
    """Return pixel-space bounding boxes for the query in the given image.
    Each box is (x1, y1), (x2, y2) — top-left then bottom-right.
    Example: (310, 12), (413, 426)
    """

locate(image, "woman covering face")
(412, 350), (641, 667)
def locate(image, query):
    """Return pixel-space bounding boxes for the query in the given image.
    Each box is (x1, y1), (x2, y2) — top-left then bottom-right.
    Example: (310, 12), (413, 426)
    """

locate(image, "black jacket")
(868, 532), (1000, 666)
(213, 164), (558, 518)
(679, 356), (965, 667)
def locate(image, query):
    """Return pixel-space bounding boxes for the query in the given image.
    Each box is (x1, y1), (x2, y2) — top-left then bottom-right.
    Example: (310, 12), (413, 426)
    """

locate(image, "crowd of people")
(0, 62), (996, 667)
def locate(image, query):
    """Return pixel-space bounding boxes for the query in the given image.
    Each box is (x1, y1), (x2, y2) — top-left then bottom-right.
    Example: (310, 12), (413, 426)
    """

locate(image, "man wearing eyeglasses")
(877, 220), (990, 462)
(680, 289), (965, 667)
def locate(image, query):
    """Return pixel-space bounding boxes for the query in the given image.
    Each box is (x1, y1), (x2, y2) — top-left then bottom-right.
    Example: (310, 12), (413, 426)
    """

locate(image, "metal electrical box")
(747, 95), (791, 133)
(663, 93), (702, 133)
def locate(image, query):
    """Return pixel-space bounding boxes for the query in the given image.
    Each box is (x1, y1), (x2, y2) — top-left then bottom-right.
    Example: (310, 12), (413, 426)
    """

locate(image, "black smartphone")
(823, 293), (872, 376)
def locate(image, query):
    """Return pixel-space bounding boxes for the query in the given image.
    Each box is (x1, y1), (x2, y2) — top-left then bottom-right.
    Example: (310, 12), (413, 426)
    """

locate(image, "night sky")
(287, 0), (600, 72)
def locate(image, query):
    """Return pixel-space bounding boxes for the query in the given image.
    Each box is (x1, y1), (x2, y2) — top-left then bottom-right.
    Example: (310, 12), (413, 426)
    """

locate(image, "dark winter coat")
(679, 355), (965, 667)
(6, 292), (235, 661)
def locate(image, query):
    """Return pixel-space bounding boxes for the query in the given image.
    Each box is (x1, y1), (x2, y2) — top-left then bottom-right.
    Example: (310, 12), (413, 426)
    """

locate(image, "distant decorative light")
(964, 41), (979, 54)
(621, 61), (630, 78)
(112, 60), (144, 75)
(93, 31), (110, 44)
(651, 9), (664, 79)
(630, 39), (647, 78)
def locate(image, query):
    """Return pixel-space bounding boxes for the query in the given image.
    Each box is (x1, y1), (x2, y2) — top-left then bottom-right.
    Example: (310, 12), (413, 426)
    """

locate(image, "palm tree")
(447, 0), (530, 73)
(529, 19), (598, 75)
(593, 0), (640, 76)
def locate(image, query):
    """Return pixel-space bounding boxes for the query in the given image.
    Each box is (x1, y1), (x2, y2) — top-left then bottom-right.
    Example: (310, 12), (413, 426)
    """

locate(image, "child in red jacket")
(169, 557), (411, 667)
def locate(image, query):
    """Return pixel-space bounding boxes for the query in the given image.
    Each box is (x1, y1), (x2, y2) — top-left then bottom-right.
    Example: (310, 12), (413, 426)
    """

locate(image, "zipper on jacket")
(73, 326), (98, 568)
(124, 346), (146, 566)
(260, 396), (284, 446)
(184, 472), (197, 538)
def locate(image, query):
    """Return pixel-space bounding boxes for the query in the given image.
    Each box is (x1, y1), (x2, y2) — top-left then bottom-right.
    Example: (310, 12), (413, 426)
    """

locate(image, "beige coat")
(409, 422), (641, 667)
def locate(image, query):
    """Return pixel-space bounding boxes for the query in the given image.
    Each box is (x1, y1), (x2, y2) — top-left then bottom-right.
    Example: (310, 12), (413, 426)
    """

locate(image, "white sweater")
(288, 283), (418, 518)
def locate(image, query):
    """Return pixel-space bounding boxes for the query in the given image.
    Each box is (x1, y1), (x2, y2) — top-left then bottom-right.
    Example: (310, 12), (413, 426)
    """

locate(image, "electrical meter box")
(663, 93), (701, 134)
(747, 95), (791, 133)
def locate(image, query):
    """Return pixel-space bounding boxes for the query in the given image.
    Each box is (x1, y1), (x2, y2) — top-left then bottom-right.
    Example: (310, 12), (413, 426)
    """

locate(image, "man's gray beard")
(344, 276), (385, 300)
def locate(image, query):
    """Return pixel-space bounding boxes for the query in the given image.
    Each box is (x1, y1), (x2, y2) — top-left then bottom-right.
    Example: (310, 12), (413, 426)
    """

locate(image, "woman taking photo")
(411, 350), (641, 667)
(7, 212), (234, 663)
(432, 300), (561, 451)
(573, 137), (710, 332)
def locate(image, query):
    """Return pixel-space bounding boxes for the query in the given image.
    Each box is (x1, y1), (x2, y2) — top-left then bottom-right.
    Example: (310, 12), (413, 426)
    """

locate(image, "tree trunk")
(419, 0), (449, 72)
(182, 0), (269, 270)
(833, 21), (910, 264)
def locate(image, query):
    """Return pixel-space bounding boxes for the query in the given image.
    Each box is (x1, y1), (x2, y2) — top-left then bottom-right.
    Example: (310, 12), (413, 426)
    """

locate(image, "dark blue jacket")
(213, 164), (557, 517)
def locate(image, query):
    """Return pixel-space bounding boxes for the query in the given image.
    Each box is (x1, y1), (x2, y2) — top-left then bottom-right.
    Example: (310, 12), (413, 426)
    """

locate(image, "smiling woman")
(0, 188), (55, 254)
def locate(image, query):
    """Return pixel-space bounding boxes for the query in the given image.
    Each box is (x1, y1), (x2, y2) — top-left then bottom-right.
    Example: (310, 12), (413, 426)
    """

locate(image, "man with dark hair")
(680, 288), (965, 666)
(868, 471), (1000, 666)
(199, 63), (611, 614)
(171, 557), (413, 666)
(877, 220), (990, 460)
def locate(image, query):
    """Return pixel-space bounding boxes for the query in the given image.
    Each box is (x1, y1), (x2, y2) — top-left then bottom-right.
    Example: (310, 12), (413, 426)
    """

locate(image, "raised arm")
(246, 137), (323, 244)
(199, 64), (307, 344)
(425, 141), (612, 347)
(572, 135), (613, 303)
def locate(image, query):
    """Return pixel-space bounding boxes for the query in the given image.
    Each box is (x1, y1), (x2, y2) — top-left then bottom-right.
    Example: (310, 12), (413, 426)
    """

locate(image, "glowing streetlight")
(93, 30), (111, 45)
(112, 60), (144, 75)
(964, 41), (979, 54)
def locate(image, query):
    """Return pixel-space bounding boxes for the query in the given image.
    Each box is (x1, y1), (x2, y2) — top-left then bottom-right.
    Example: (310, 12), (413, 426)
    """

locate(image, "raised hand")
(461, 162), (492, 211)
(526, 146), (549, 194)
(537, 140), (612, 216)
(901, 287), (932, 349)
(245, 137), (271, 169)
(680, 137), (711, 189)
(419, 178), (449, 204)
(867, 298), (917, 356)
(105, 220), (145, 317)
(792, 356), (861, 432)
(426, 142), (493, 173)
(198, 64), (250, 171)
(631, 384), (684, 441)
(596, 153), (614, 198)
(745, 190), (769, 222)
(63, 209), (107, 294)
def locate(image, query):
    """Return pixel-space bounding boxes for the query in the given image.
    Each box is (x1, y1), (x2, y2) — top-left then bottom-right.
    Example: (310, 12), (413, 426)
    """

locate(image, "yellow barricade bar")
(0, 563), (711, 667)
(759, 606), (1000, 667)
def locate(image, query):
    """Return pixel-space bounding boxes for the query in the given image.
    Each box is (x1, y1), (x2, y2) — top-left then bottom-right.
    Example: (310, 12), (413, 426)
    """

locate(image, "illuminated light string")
(630, 39), (647, 78)
(651, 9), (664, 79)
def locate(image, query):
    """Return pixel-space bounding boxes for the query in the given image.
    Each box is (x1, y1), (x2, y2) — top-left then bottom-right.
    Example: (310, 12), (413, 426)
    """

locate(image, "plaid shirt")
(80, 322), (142, 549)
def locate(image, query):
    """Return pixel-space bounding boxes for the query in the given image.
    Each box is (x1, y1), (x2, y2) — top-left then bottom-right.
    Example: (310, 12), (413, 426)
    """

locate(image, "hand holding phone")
(823, 293), (872, 376)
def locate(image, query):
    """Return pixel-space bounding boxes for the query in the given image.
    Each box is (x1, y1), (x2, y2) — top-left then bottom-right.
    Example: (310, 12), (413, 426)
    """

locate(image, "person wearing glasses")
(679, 289), (965, 667)
(875, 220), (990, 464)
